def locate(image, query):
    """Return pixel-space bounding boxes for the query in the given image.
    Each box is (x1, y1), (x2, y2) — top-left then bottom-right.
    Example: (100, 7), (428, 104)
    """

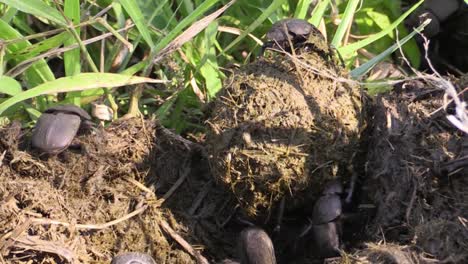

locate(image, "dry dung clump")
(348, 243), (418, 264)
(0, 119), (195, 263)
(206, 49), (364, 217)
(360, 80), (468, 262)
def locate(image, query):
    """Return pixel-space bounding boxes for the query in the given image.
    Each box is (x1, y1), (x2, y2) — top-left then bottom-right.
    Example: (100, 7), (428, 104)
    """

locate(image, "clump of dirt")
(0, 119), (195, 263)
(205, 48), (364, 217)
(356, 79), (468, 262)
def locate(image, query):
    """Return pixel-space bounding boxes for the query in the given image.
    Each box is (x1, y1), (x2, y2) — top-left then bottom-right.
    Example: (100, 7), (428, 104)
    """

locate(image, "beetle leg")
(273, 197), (285, 233)
(298, 217), (313, 238)
(345, 170), (358, 204)
(260, 42), (275, 57)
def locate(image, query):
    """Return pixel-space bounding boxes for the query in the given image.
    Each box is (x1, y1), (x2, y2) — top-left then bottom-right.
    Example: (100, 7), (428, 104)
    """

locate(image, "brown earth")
(0, 64), (466, 264)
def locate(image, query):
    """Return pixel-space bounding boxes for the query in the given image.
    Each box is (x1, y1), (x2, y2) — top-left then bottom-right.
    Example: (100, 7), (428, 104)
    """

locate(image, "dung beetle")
(262, 18), (343, 67)
(312, 195), (342, 225)
(111, 252), (156, 264)
(311, 181), (344, 258)
(31, 104), (94, 154)
(262, 18), (324, 52)
(239, 227), (276, 264)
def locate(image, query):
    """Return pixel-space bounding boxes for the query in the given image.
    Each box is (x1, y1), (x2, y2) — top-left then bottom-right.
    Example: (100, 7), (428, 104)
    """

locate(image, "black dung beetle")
(311, 181), (344, 258)
(111, 252), (156, 264)
(262, 18), (329, 55)
(261, 18), (342, 66)
(312, 195), (342, 225)
(31, 104), (94, 154)
(239, 227), (277, 264)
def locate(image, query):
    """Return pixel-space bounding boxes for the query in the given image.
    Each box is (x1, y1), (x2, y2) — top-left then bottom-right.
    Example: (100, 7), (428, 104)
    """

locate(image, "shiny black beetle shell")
(312, 194), (342, 225)
(266, 18), (323, 44)
(262, 18), (325, 53)
(322, 181), (344, 195)
(111, 252), (156, 264)
(312, 222), (342, 258)
(239, 227), (277, 264)
(31, 104), (92, 154)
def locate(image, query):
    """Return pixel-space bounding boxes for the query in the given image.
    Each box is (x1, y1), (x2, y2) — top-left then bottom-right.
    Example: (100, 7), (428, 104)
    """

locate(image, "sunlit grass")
(0, 0), (422, 132)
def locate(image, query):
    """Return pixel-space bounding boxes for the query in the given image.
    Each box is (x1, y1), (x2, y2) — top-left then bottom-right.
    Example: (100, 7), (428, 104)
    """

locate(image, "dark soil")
(353, 79), (468, 263)
(0, 60), (466, 264)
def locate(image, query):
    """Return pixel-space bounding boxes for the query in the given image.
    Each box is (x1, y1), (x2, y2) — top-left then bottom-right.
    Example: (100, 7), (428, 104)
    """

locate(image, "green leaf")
(120, 0), (155, 49)
(338, 0), (424, 57)
(153, 0), (222, 54)
(0, 73), (167, 115)
(224, 0), (287, 53)
(64, 0), (82, 105)
(0, 0), (67, 26)
(331, 0), (360, 48)
(6, 32), (69, 62)
(295, 0), (314, 19)
(0, 76), (22, 96)
(1, 6), (17, 23)
(0, 19), (55, 88)
(350, 19), (430, 79)
(309, 0), (330, 26)
(199, 23), (223, 99)
(64, 0), (81, 76)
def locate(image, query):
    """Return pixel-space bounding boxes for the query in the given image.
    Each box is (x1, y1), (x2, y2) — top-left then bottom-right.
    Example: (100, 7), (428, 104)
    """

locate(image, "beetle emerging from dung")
(31, 104), (95, 155)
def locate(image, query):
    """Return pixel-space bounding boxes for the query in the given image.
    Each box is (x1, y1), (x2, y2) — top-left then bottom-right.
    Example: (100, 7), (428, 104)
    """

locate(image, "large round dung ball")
(206, 48), (363, 217)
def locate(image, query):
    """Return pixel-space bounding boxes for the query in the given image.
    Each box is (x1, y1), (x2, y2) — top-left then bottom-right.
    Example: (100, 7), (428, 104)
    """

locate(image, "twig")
(30, 204), (148, 230)
(125, 177), (155, 198)
(159, 220), (209, 264)
(429, 87), (468, 116)
(6, 24), (135, 77)
(189, 180), (213, 215)
(405, 178), (418, 225)
(0, 150), (5, 166)
(12, 235), (76, 263)
(161, 166), (190, 202)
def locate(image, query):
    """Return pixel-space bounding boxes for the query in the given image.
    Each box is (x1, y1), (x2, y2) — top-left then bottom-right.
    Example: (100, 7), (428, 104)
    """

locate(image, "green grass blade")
(0, 0), (67, 26)
(309, 0), (330, 26)
(199, 23), (223, 99)
(0, 73), (167, 115)
(338, 0), (424, 58)
(1, 6), (17, 23)
(0, 19), (55, 88)
(224, 0), (287, 53)
(6, 32), (69, 61)
(120, 0), (155, 49)
(330, 0), (360, 48)
(350, 19), (430, 79)
(64, 0), (81, 76)
(295, 0), (314, 19)
(64, 0), (82, 105)
(153, 0), (222, 54)
(0, 76), (22, 96)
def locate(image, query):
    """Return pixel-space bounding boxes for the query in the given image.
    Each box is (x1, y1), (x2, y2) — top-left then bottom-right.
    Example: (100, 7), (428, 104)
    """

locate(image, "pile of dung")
(355, 79), (468, 263)
(0, 119), (195, 263)
(205, 48), (364, 217)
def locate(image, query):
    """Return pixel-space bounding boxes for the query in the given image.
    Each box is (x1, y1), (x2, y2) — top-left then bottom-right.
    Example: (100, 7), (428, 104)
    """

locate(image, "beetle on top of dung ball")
(31, 104), (95, 155)
(261, 18), (333, 59)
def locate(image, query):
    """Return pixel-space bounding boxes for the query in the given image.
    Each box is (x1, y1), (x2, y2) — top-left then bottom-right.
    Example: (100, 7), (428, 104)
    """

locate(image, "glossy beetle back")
(31, 113), (81, 154)
(111, 252), (156, 264)
(312, 195), (342, 225)
(45, 104), (92, 120)
(239, 227), (276, 264)
(322, 181), (344, 195)
(312, 222), (341, 258)
(266, 18), (323, 43)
